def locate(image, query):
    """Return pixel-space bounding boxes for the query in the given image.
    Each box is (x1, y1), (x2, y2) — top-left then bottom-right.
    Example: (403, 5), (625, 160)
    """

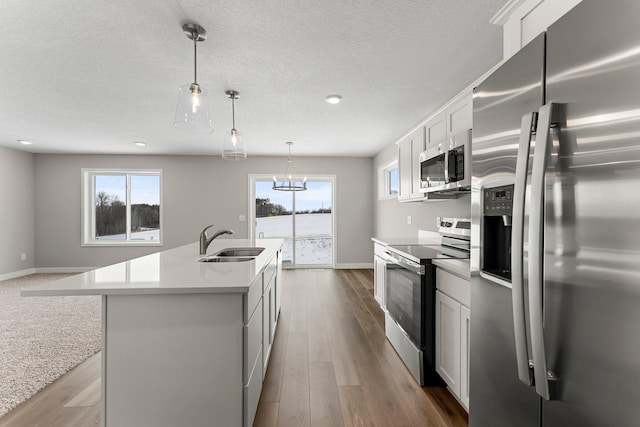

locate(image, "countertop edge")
(432, 259), (471, 281)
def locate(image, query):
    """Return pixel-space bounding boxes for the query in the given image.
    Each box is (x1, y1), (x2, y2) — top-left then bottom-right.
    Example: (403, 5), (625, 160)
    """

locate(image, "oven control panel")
(483, 184), (514, 215)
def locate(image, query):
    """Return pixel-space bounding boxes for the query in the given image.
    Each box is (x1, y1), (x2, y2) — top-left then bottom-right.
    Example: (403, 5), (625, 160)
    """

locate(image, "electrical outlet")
(407, 215), (412, 225)
(238, 215), (246, 222)
(20, 253), (27, 261)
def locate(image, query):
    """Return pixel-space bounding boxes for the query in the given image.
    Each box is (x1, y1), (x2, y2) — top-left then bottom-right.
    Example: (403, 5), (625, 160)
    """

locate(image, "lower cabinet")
(435, 268), (470, 411)
(244, 249), (282, 426)
(373, 242), (387, 309)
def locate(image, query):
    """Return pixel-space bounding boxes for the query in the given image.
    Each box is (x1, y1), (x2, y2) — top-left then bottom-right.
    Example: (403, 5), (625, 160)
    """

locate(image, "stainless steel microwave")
(419, 129), (471, 195)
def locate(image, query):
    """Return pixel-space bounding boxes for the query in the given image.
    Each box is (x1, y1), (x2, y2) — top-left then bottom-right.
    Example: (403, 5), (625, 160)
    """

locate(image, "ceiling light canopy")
(325, 94), (343, 104)
(273, 142), (307, 191)
(222, 90), (247, 160)
(174, 23), (213, 134)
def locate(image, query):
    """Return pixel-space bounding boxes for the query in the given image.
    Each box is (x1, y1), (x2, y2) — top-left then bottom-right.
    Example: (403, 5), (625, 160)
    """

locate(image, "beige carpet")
(0, 273), (101, 418)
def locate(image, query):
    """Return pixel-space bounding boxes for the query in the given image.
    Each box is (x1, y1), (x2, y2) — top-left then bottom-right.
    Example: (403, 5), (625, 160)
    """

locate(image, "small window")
(378, 159), (399, 200)
(82, 169), (162, 246)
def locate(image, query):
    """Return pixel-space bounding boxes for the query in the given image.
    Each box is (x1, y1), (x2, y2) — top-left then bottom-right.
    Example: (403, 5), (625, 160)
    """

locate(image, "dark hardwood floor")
(0, 269), (468, 427)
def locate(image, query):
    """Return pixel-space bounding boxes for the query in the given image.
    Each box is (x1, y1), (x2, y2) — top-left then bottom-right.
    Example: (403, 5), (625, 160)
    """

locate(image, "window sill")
(81, 241), (163, 247)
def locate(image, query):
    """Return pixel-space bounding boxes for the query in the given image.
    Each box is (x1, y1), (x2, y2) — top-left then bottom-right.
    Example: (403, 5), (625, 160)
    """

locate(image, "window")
(378, 158), (399, 200)
(82, 169), (162, 246)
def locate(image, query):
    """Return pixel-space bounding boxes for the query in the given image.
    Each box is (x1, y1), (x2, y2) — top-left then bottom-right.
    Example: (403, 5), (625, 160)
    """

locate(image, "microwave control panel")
(483, 184), (514, 216)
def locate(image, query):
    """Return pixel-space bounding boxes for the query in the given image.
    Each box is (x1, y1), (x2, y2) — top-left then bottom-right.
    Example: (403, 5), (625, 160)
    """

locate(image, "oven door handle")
(384, 251), (425, 275)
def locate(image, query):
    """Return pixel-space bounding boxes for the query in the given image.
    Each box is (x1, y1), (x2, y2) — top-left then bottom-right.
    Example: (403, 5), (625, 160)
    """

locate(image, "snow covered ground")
(256, 213), (332, 265)
(95, 214), (332, 265)
(95, 229), (160, 241)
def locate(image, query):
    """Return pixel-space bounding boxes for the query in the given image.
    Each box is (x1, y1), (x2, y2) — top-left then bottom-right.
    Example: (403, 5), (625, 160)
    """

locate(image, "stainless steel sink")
(199, 256), (254, 263)
(215, 247), (265, 257)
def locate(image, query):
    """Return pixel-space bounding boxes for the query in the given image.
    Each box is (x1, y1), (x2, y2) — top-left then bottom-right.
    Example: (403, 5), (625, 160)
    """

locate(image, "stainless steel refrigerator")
(470, 0), (640, 425)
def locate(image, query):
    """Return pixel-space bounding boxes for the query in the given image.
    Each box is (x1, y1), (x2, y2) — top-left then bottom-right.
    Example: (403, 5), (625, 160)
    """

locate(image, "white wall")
(34, 154), (373, 269)
(373, 143), (470, 238)
(0, 146), (35, 276)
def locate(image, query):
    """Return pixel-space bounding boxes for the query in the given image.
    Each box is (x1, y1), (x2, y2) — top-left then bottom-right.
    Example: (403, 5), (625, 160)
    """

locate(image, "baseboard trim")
(35, 267), (95, 273)
(334, 263), (373, 269)
(0, 268), (37, 281)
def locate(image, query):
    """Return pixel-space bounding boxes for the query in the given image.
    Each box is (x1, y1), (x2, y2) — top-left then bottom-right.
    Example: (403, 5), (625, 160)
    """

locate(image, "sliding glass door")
(252, 176), (334, 268)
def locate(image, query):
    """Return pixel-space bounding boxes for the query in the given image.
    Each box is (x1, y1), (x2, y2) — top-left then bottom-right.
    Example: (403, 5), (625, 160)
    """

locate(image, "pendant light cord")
(231, 94), (236, 129)
(193, 35), (198, 84)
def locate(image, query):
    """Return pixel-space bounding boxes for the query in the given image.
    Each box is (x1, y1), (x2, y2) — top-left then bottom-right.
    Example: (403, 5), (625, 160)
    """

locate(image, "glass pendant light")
(222, 90), (247, 160)
(174, 23), (213, 134)
(273, 142), (307, 191)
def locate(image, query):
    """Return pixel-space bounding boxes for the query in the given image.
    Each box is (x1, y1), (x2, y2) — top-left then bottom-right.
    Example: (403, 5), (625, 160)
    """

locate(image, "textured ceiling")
(0, 0), (505, 157)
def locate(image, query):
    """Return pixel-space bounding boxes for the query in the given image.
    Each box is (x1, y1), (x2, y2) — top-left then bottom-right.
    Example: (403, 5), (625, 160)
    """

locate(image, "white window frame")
(378, 158), (399, 200)
(81, 169), (163, 247)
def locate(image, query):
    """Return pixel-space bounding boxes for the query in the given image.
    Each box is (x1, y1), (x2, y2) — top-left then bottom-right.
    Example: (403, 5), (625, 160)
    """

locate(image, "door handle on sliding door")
(529, 102), (561, 400)
(511, 112), (536, 387)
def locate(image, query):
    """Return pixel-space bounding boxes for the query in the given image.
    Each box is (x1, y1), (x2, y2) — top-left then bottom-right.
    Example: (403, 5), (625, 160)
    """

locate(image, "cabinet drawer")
(436, 269), (470, 307)
(243, 297), (263, 384)
(244, 275), (262, 323)
(263, 255), (277, 293)
(243, 344), (263, 427)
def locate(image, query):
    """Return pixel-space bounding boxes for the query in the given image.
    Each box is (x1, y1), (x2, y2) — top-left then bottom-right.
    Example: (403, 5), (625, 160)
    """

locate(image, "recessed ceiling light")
(18, 140), (33, 145)
(325, 95), (343, 104)
(134, 141), (147, 147)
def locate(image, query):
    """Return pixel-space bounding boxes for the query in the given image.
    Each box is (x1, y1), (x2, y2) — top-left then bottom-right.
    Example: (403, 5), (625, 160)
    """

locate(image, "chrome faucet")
(199, 225), (234, 255)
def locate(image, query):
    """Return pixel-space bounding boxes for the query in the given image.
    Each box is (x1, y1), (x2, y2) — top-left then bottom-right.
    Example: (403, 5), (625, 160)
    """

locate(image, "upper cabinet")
(397, 90), (472, 203)
(426, 112), (446, 147)
(493, 0), (583, 59)
(398, 126), (426, 201)
(445, 92), (473, 137)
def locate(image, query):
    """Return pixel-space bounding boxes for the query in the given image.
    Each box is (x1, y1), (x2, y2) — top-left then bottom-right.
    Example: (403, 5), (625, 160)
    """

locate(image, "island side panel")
(102, 293), (244, 427)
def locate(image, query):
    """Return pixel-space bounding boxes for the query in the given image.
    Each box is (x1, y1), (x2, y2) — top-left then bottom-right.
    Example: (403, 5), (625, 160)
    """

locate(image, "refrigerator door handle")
(511, 112), (536, 386)
(529, 102), (560, 400)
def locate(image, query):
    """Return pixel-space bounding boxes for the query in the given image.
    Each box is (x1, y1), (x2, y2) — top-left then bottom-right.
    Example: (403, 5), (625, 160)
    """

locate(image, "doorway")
(250, 175), (335, 268)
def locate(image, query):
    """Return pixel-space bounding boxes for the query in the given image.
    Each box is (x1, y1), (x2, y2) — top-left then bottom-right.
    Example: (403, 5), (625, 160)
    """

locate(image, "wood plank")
(64, 378), (101, 407)
(306, 271), (332, 363)
(276, 331), (310, 427)
(337, 386), (376, 427)
(309, 362), (344, 427)
(254, 402), (279, 427)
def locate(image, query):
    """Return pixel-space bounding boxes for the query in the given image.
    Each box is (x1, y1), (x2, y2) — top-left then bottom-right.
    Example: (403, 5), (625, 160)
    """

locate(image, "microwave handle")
(443, 145), (450, 183)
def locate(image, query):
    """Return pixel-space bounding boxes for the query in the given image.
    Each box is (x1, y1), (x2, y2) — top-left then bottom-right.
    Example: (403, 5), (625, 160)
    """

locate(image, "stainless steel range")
(381, 218), (470, 386)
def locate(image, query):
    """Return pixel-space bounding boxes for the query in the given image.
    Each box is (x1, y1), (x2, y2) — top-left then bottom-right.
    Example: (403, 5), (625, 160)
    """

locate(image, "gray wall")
(34, 154), (373, 269)
(373, 143), (470, 238)
(0, 147), (35, 275)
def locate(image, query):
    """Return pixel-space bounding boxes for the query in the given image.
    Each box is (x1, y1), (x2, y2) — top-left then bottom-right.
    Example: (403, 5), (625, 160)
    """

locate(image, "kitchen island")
(22, 238), (283, 427)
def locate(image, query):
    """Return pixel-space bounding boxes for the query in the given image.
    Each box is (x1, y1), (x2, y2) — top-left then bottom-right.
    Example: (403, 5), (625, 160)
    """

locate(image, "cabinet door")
(445, 92), (472, 136)
(374, 255), (386, 308)
(426, 112), (447, 146)
(262, 282), (273, 376)
(460, 305), (471, 411)
(435, 290), (461, 397)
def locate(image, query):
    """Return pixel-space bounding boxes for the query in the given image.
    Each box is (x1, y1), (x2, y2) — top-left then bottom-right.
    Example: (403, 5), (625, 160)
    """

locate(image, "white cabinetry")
(262, 253), (278, 374)
(460, 305), (471, 409)
(396, 91), (473, 203)
(445, 92), (473, 137)
(494, 0), (583, 60)
(398, 126), (426, 201)
(373, 243), (387, 308)
(435, 268), (470, 411)
(426, 112), (447, 147)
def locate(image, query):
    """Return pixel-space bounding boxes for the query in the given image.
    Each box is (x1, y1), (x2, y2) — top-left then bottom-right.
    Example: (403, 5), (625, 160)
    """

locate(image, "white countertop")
(22, 238), (283, 297)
